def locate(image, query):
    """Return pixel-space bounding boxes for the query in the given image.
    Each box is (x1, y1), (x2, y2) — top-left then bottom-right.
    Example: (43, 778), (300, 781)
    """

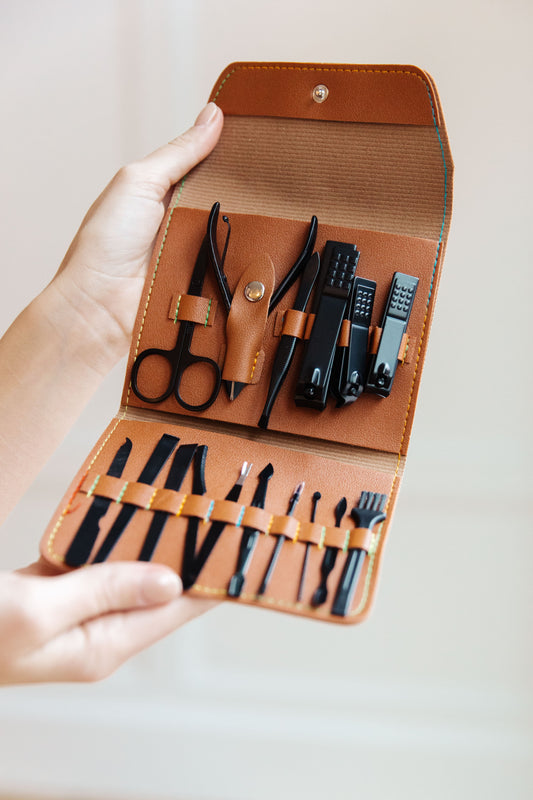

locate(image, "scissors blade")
(187, 236), (210, 297)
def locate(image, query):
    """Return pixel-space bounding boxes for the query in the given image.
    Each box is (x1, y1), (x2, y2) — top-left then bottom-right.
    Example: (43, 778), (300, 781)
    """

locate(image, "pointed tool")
(227, 463), (274, 598)
(257, 481), (304, 597)
(297, 490), (321, 602)
(138, 442), (197, 562)
(311, 496), (346, 607)
(65, 437), (133, 567)
(184, 461), (252, 587)
(180, 445), (208, 588)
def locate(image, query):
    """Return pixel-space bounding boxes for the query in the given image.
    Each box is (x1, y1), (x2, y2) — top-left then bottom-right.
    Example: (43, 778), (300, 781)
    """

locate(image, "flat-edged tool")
(297, 490), (321, 602)
(184, 461), (252, 587)
(138, 442), (198, 562)
(227, 463), (274, 597)
(258, 252), (320, 429)
(311, 496), (346, 607)
(92, 433), (179, 563)
(65, 437), (133, 567)
(331, 491), (387, 617)
(180, 445), (208, 588)
(257, 481), (304, 597)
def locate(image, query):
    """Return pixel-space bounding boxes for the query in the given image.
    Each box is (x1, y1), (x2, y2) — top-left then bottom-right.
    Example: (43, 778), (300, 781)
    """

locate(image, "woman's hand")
(0, 559), (216, 684)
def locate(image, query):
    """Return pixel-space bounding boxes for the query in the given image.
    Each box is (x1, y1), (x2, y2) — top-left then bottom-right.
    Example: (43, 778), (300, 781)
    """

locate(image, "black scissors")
(131, 237), (222, 411)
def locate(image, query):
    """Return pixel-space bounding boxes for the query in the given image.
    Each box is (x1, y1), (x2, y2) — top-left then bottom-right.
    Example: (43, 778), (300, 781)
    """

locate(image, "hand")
(0, 559), (216, 684)
(48, 101), (223, 375)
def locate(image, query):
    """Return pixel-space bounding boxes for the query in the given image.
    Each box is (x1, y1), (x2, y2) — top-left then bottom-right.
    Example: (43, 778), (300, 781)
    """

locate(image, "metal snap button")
(244, 281), (265, 302)
(312, 84), (329, 104)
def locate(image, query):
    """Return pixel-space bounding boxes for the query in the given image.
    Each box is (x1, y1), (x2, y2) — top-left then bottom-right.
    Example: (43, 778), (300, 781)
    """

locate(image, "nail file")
(227, 463), (274, 597)
(65, 437), (133, 567)
(180, 445), (208, 588)
(137, 443), (198, 562)
(92, 433), (179, 563)
(331, 277), (376, 406)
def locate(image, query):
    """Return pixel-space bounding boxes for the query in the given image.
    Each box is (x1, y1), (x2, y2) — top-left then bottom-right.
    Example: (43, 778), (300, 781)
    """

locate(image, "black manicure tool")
(227, 463), (274, 597)
(65, 437), (133, 567)
(130, 237), (222, 412)
(331, 277), (376, 406)
(180, 445), (208, 588)
(258, 253), (320, 429)
(295, 241), (359, 410)
(366, 272), (418, 397)
(257, 481), (304, 597)
(311, 496), (347, 608)
(331, 492), (387, 617)
(138, 443), (198, 562)
(208, 202), (318, 401)
(208, 202), (318, 316)
(92, 434), (179, 563)
(184, 461), (252, 587)
(297, 490), (321, 603)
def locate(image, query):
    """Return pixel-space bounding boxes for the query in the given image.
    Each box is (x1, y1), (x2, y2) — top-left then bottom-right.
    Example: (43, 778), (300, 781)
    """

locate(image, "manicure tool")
(138, 443), (198, 562)
(208, 202), (318, 400)
(184, 461), (252, 587)
(227, 463), (274, 597)
(311, 496), (346, 607)
(180, 445), (208, 589)
(295, 241), (359, 410)
(366, 272), (418, 397)
(257, 481), (304, 597)
(331, 492), (387, 617)
(331, 277), (376, 406)
(297, 490), (321, 602)
(92, 434), (179, 562)
(258, 252), (320, 429)
(130, 237), (222, 411)
(65, 437), (133, 567)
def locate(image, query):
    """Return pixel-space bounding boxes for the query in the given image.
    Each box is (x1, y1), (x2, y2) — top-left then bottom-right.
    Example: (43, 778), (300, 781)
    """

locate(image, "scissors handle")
(174, 351), (222, 412)
(131, 346), (222, 411)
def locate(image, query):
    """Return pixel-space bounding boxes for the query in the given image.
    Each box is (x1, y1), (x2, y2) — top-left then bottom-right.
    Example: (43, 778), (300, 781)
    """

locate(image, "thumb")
(116, 102), (223, 200)
(33, 562), (183, 639)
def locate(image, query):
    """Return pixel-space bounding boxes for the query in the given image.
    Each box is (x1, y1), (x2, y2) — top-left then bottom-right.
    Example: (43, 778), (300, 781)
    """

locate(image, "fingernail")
(194, 102), (219, 127)
(140, 569), (182, 605)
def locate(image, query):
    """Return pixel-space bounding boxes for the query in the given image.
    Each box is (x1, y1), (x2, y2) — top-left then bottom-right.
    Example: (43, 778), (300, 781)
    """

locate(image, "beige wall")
(0, 1), (532, 798)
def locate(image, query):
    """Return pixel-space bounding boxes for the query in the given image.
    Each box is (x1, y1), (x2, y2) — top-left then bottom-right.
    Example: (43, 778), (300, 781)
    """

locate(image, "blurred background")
(0, 0), (531, 798)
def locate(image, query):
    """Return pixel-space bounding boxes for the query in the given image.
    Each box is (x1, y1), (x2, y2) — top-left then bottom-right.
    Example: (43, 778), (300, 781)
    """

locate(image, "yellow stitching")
(292, 521), (301, 544)
(146, 489), (158, 510)
(265, 514), (274, 536)
(212, 64), (432, 103)
(318, 526), (326, 550)
(249, 351), (260, 382)
(173, 294), (182, 324)
(175, 494), (187, 517)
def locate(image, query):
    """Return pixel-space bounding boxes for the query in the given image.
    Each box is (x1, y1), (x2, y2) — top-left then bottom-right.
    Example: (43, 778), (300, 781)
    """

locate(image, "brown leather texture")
(40, 62), (453, 626)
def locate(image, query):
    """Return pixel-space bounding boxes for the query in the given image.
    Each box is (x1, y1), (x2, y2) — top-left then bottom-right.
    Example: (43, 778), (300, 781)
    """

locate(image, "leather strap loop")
(168, 293), (217, 326)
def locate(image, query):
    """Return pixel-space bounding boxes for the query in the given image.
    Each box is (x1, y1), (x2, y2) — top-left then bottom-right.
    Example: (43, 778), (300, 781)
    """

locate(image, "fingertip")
(193, 102), (222, 127)
(139, 566), (182, 606)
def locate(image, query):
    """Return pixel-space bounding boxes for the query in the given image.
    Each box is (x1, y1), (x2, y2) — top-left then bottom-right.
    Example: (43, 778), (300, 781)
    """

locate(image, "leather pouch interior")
(40, 62), (453, 625)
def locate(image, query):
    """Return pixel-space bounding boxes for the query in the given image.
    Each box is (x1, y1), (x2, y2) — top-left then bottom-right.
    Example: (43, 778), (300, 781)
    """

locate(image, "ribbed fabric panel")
(177, 116), (447, 240)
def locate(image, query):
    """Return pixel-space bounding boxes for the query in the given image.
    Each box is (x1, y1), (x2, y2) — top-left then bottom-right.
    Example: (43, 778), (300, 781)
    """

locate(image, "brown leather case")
(40, 62), (453, 625)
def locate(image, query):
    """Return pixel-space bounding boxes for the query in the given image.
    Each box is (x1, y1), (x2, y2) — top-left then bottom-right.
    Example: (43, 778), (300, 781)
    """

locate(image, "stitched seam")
(211, 65), (432, 103)
(175, 494), (187, 517)
(249, 351), (260, 382)
(204, 298), (212, 327)
(173, 294), (182, 324)
(86, 475), (101, 498)
(146, 489), (158, 510)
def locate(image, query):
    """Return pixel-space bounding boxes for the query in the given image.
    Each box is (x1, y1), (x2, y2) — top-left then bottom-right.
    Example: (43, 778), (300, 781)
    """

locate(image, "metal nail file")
(180, 445), (208, 589)
(92, 433), (179, 563)
(331, 277), (376, 406)
(311, 496), (347, 607)
(137, 443), (198, 562)
(185, 461), (252, 587)
(297, 490), (321, 602)
(258, 253), (320, 429)
(227, 463), (274, 597)
(331, 492), (387, 617)
(65, 437), (133, 567)
(257, 482), (304, 597)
